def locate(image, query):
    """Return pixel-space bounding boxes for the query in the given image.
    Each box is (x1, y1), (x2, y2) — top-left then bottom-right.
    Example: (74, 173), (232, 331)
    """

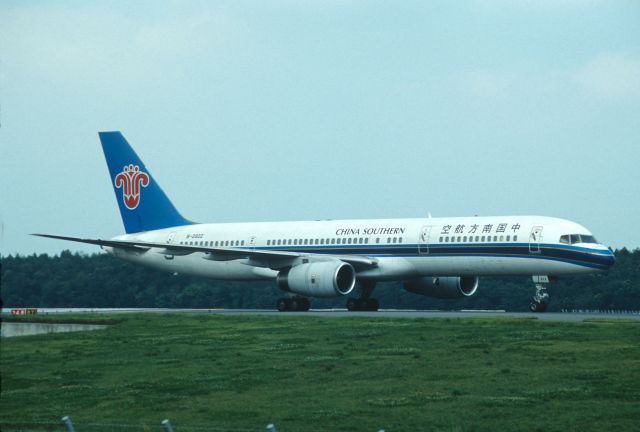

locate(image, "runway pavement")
(4, 308), (639, 321)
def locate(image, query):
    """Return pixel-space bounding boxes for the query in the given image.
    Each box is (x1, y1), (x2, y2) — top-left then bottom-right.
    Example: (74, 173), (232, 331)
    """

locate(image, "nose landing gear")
(530, 275), (550, 312)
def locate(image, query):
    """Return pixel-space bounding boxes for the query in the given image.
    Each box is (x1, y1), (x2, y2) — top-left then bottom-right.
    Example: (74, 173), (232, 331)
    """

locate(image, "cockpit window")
(560, 234), (598, 245)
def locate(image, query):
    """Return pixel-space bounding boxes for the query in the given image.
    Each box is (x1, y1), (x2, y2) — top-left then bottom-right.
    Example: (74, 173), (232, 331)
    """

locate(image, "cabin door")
(529, 226), (543, 254)
(164, 232), (177, 260)
(418, 226), (433, 254)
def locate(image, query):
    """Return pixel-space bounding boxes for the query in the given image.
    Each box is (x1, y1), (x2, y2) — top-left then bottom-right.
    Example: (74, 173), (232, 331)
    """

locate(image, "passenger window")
(463, 236), (467, 242)
(226, 240), (230, 246)
(303, 239), (308, 245)
(475, 236), (479, 242)
(486, 236), (490, 242)
(506, 235), (510, 241)
(398, 237), (403, 244)
(376, 238), (380, 243)
(365, 238), (369, 244)
(514, 235), (518, 241)
(457, 236), (461, 242)
(439, 236), (443, 242)
(493, 236), (497, 242)
(387, 237), (391, 243)
(241, 240), (245, 246)
(392, 237), (397, 243)
(499, 236), (503, 242)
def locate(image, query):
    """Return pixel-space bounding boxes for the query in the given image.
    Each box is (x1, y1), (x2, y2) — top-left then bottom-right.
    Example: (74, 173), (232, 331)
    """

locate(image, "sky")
(1, 0), (639, 256)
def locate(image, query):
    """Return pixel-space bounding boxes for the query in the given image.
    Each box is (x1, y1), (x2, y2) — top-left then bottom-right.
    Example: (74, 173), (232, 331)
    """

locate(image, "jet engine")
(404, 276), (479, 299)
(277, 261), (356, 298)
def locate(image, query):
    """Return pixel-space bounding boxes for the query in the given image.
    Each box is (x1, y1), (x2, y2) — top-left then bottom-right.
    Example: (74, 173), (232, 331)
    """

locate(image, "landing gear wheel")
(346, 281), (380, 311)
(530, 301), (548, 313)
(347, 298), (358, 311)
(298, 298), (310, 312)
(277, 298), (289, 312)
(346, 298), (379, 311)
(276, 297), (310, 312)
(366, 298), (379, 312)
(290, 298), (299, 311)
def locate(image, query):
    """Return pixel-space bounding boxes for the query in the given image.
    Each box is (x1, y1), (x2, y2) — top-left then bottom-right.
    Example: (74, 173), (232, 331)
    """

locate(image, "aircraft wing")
(32, 234), (379, 270)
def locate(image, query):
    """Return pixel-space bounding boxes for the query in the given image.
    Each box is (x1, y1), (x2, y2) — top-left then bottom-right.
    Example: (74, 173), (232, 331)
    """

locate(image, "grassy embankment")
(1, 313), (639, 432)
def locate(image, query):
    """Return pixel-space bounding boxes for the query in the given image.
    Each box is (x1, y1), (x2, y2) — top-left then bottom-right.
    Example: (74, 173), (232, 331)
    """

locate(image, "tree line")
(1, 249), (639, 311)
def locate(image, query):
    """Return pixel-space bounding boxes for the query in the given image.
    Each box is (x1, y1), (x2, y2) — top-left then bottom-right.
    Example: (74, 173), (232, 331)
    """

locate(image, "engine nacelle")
(277, 261), (356, 298)
(404, 276), (479, 299)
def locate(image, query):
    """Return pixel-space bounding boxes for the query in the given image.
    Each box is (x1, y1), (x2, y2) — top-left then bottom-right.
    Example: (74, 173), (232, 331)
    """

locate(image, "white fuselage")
(107, 215), (614, 282)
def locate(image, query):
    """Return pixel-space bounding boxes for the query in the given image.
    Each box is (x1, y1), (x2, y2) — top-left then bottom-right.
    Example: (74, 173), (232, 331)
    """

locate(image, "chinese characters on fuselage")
(441, 223), (521, 235)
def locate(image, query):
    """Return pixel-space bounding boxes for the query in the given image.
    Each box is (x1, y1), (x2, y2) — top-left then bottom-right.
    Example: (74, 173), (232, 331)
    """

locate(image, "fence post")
(266, 424), (277, 432)
(61, 416), (75, 432)
(162, 419), (174, 432)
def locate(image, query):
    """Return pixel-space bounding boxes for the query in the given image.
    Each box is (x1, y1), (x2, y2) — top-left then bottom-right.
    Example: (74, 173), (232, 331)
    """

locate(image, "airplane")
(36, 132), (615, 312)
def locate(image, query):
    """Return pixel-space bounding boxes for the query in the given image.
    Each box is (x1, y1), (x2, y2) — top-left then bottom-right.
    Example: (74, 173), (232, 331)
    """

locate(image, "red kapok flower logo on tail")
(114, 164), (149, 210)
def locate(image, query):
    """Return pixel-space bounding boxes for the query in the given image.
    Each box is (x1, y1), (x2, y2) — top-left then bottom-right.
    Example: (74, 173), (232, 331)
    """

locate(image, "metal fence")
(560, 309), (640, 315)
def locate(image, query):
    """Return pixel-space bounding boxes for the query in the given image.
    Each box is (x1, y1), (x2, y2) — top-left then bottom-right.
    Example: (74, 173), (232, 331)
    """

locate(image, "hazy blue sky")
(1, 0), (639, 255)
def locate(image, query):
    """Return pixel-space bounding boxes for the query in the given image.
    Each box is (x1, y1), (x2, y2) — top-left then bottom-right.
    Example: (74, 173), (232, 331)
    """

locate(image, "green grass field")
(1, 313), (639, 432)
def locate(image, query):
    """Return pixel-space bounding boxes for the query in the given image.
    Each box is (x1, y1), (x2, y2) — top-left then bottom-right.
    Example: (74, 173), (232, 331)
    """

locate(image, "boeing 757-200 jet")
(36, 132), (615, 312)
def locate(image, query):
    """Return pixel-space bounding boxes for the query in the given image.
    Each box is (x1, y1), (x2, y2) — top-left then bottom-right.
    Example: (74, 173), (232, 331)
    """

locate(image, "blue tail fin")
(99, 131), (193, 234)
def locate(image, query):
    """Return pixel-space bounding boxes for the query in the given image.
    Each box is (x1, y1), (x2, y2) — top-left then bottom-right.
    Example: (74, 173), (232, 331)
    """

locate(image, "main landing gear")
(530, 275), (550, 313)
(276, 296), (310, 312)
(346, 281), (380, 312)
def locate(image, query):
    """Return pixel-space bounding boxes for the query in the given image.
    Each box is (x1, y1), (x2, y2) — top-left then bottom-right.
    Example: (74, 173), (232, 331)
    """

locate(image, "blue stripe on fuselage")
(252, 243), (614, 270)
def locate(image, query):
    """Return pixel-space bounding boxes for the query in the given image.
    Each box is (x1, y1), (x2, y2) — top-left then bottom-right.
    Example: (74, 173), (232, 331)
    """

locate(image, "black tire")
(367, 298), (379, 311)
(277, 298), (289, 312)
(290, 299), (299, 311)
(299, 298), (310, 311)
(530, 301), (549, 313)
(346, 298), (358, 311)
